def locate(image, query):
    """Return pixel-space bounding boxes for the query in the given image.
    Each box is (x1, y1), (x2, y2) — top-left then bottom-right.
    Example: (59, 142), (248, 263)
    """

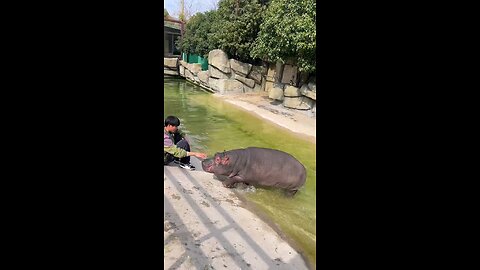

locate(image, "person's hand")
(195, 152), (207, 159)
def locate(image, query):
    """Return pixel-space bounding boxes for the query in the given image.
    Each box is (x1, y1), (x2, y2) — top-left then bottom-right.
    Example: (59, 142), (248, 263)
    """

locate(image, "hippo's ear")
(215, 156), (221, 164)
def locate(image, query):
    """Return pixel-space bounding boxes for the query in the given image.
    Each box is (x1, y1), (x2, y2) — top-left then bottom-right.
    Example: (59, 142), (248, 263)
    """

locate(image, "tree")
(251, 0), (316, 72)
(177, 11), (219, 57)
(164, 8), (169, 17)
(210, 0), (266, 63)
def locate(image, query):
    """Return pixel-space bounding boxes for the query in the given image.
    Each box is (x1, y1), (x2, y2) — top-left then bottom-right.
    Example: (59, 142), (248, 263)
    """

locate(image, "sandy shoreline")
(213, 92), (316, 144)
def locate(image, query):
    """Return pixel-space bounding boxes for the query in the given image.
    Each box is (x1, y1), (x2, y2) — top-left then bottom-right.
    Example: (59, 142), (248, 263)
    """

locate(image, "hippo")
(201, 147), (306, 196)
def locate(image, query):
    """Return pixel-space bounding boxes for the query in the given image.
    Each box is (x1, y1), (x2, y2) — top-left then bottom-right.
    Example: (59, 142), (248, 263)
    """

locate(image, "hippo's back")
(242, 147), (306, 190)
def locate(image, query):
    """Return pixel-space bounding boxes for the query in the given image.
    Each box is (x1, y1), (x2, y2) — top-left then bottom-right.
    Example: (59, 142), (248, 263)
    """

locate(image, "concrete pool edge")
(164, 157), (311, 269)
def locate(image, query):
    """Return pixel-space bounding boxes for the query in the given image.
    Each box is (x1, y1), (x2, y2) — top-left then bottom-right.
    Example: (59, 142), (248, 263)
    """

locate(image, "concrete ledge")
(164, 157), (309, 269)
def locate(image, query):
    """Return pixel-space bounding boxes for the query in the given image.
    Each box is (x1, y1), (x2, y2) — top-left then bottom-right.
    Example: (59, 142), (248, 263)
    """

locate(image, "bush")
(177, 11), (219, 57)
(211, 0), (266, 63)
(251, 0), (316, 72)
(177, 0), (316, 73)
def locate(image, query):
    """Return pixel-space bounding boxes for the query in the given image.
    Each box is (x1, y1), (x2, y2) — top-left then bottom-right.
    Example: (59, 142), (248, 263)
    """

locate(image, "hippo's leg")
(284, 189), (298, 197)
(222, 176), (243, 188)
(214, 174), (229, 181)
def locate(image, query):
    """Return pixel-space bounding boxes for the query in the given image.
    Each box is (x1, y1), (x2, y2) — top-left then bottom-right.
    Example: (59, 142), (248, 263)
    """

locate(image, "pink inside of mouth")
(206, 164), (213, 172)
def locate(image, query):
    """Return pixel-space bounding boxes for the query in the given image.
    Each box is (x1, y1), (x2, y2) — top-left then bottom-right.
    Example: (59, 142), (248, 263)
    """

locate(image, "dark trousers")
(165, 133), (191, 165)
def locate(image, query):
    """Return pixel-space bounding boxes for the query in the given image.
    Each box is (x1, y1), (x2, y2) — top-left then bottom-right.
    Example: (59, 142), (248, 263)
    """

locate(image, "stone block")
(208, 65), (229, 79)
(283, 85), (301, 97)
(275, 61), (284, 82)
(179, 65), (185, 77)
(197, 70), (209, 85)
(298, 71), (310, 87)
(268, 83), (284, 101)
(283, 96), (315, 110)
(208, 77), (219, 92)
(230, 59), (252, 76)
(299, 84), (316, 100)
(188, 63), (202, 75)
(234, 74), (255, 88)
(179, 60), (188, 68)
(265, 81), (274, 93)
(247, 65), (264, 84)
(164, 58), (178, 69)
(164, 69), (179, 76)
(266, 62), (276, 82)
(217, 79), (244, 94)
(281, 64), (298, 86)
(184, 68), (194, 80)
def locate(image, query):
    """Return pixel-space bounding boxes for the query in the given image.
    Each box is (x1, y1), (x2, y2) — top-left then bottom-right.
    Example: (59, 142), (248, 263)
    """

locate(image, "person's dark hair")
(165, 115), (180, 127)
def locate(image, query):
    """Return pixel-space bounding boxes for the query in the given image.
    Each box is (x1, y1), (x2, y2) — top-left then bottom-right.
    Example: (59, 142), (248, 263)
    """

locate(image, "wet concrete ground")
(164, 157), (309, 270)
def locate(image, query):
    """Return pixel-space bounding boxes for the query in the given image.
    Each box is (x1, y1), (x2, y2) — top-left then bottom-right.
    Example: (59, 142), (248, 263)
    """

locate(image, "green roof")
(165, 21), (182, 30)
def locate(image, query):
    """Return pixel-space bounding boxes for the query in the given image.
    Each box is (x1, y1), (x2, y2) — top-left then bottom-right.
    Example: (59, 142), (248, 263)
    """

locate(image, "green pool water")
(164, 77), (316, 268)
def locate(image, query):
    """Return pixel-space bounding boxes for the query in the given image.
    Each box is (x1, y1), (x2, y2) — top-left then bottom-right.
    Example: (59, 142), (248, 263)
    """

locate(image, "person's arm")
(165, 131), (206, 159)
(165, 132), (188, 158)
(164, 145), (188, 158)
(164, 145), (207, 159)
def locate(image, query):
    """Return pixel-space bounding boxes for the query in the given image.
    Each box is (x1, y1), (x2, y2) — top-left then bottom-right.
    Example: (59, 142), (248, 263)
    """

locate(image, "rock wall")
(164, 57), (179, 76)
(173, 49), (317, 116)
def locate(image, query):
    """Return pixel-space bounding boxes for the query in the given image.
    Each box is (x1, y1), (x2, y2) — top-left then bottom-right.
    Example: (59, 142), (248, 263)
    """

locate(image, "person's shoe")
(177, 161), (195, 170)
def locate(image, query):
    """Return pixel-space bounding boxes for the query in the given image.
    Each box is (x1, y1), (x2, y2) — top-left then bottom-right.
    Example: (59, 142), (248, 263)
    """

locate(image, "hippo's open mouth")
(204, 163), (213, 173)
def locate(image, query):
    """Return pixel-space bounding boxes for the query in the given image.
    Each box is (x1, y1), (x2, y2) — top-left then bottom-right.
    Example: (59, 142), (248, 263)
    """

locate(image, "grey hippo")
(201, 147), (306, 196)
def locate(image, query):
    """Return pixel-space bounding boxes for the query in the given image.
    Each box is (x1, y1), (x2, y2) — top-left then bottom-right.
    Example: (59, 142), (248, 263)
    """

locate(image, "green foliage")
(164, 8), (169, 17)
(177, 0), (316, 73)
(177, 11), (219, 57)
(251, 0), (316, 72)
(211, 0), (266, 62)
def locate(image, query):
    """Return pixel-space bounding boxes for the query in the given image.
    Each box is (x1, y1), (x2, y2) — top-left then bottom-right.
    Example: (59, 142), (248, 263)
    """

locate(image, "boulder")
(281, 64), (298, 86)
(283, 96), (315, 110)
(188, 63), (202, 76)
(247, 65), (264, 84)
(164, 58), (178, 69)
(299, 84), (316, 100)
(208, 49), (231, 73)
(307, 82), (316, 92)
(230, 59), (252, 76)
(217, 79), (244, 94)
(197, 70), (209, 85)
(268, 83), (284, 101)
(234, 74), (255, 88)
(208, 65), (229, 79)
(283, 85), (301, 97)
